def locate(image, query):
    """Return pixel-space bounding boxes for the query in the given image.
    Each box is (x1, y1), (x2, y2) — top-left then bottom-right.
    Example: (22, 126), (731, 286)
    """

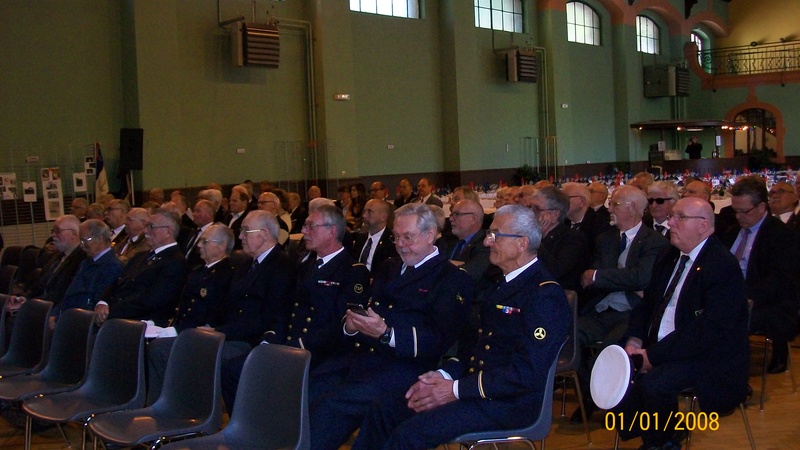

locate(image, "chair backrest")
(36, 308), (96, 384)
(0, 246), (24, 268)
(525, 340), (565, 441)
(153, 328), (225, 425)
(0, 265), (17, 295)
(0, 297), (7, 357)
(79, 319), (147, 407)
(15, 245), (42, 288)
(557, 290), (579, 372)
(223, 344), (311, 449)
(0, 298), (53, 374)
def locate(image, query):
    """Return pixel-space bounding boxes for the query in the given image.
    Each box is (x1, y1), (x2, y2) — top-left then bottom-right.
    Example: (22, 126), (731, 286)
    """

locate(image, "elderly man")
(70, 197), (88, 221)
(115, 207), (151, 265)
(722, 176), (798, 373)
(438, 199), (491, 281)
(589, 182), (610, 225)
(257, 191), (290, 245)
(616, 197), (749, 449)
(769, 181), (799, 226)
(203, 210), (296, 357)
(288, 191), (308, 233)
(348, 199), (397, 272)
(308, 185), (322, 201)
(532, 186), (589, 293)
(96, 208), (188, 326)
(394, 179), (418, 208)
(51, 219), (123, 328)
(3, 215), (86, 313)
(572, 185), (668, 422)
(147, 224), (236, 403)
(416, 178), (443, 207)
(515, 185), (536, 209)
(308, 203), (473, 450)
(197, 188), (225, 223)
(105, 199), (131, 248)
(646, 181), (680, 238)
(184, 199), (216, 268)
(148, 187), (165, 204)
(629, 172), (655, 192)
(370, 181), (389, 201)
(352, 205), (569, 450)
(562, 182), (612, 247)
(226, 190), (250, 249)
(682, 179), (711, 201)
(223, 205), (371, 411)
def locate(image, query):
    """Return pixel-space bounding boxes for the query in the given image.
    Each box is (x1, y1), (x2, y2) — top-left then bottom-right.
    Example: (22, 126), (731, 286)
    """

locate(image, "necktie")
(570, 222), (580, 230)
(647, 255), (691, 344)
(359, 236), (373, 264)
(451, 239), (466, 259)
(249, 259), (259, 273)
(186, 229), (203, 257)
(733, 228), (751, 261)
(146, 250), (157, 261)
(654, 224), (666, 235)
(618, 233), (628, 255)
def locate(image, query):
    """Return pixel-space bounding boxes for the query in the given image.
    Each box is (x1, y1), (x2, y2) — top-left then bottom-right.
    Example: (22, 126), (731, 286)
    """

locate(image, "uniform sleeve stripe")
(539, 280), (560, 287)
(478, 371), (486, 398)
(298, 337), (305, 350)
(412, 326), (418, 357)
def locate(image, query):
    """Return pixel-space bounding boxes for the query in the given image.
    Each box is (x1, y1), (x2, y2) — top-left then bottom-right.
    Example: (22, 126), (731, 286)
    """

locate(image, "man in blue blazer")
(617, 197), (749, 449)
(351, 204), (569, 450)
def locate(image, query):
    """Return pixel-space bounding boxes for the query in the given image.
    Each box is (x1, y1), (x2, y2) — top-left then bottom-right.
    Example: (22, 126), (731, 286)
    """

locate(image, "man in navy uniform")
(308, 202), (473, 450)
(352, 204), (569, 450)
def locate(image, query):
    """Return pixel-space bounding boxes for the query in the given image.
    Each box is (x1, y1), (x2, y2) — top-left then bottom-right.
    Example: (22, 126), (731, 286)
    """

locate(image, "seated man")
(646, 181), (679, 238)
(115, 208), (151, 265)
(437, 199), (491, 281)
(562, 182), (612, 248)
(352, 205), (569, 450)
(573, 185), (668, 422)
(308, 203), (473, 450)
(256, 191), (290, 245)
(51, 219), (123, 327)
(147, 224), (236, 403)
(347, 199), (397, 273)
(616, 197), (749, 449)
(95, 208), (189, 326)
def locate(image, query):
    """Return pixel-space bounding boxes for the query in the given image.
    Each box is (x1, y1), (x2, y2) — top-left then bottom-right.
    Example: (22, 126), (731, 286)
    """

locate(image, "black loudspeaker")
(119, 128), (143, 171)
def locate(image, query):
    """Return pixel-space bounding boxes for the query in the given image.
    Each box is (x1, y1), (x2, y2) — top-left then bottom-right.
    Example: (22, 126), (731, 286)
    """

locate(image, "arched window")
(566, 2), (600, 46)
(636, 15), (660, 54)
(474, 0), (523, 33)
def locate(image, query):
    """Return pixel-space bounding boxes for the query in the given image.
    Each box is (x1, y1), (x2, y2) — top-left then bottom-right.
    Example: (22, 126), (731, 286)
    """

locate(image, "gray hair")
(82, 219), (112, 244)
(198, 189), (223, 210)
(315, 204), (347, 243)
(648, 181), (680, 201)
(561, 182), (590, 203)
(151, 208), (181, 240)
(614, 185), (649, 217)
(533, 186), (569, 220)
(309, 197), (336, 211)
(395, 202), (439, 235)
(246, 210), (280, 241)
(494, 205), (542, 254)
(207, 224), (235, 255)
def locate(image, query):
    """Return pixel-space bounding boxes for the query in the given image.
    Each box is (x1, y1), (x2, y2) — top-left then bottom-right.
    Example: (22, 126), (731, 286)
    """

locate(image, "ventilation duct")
(643, 65), (690, 97)
(506, 49), (538, 83)
(231, 22), (280, 68)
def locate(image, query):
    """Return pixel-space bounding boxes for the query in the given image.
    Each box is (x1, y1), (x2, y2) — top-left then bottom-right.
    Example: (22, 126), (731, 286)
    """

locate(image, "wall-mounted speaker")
(119, 128), (143, 171)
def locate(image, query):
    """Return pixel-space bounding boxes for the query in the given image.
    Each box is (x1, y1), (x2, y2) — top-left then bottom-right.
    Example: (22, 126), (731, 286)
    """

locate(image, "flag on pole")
(94, 142), (109, 199)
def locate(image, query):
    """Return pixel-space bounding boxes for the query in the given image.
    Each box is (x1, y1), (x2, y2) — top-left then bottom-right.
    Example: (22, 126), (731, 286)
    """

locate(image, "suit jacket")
(290, 205), (309, 234)
(582, 224), (668, 314)
(347, 229), (398, 273)
(212, 247), (297, 347)
(55, 248), (123, 316)
(181, 213), (196, 231)
(225, 211), (248, 250)
(441, 260), (569, 424)
(270, 250), (370, 368)
(110, 228), (128, 252)
(26, 247), (86, 304)
(627, 237), (749, 412)
(714, 205), (737, 238)
(104, 245), (189, 326)
(116, 232), (151, 265)
(538, 223), (589, 293)
(721, 214), (799, 341)
(172, 258), (235, 332)
(182, 227), (206, 270)
(393, 194), (418, 209)
(437, 229), (492, 282)
(420, 194), (443, 208)
(324, 254), (473, 393)
(569, 207), (613, 254)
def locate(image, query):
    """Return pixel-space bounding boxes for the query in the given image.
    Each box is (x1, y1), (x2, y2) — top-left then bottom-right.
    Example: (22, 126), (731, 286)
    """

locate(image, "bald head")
(668, 197), (715, 253)
(682, 180), (711, 201)
(363, 199), (392, 234)
(257, 192), (281, 215)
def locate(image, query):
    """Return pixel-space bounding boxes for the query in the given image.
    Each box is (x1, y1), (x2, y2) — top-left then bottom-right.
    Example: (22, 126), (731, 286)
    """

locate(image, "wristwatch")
(379, 326), (393, 345)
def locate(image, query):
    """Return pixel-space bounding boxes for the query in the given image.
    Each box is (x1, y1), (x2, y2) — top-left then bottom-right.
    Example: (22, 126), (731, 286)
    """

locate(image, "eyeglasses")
(240, 227), (265, 234)
(531, 206), (558, 214)
(146, 224), (170, 230)
(199, 238), (221, 245)
(390, 232), (422, 246)
(666, 214), (707, 222)
(302, 223), (333, 231)
(609, 201), (633, 208)
(450, 211), (474, 219)
(79, 236), (94, 245)
(647, 197), (674, 205)
(485, 231), (524, 243)
(732, 204), (760, 215)
(51, 227), (76, 234)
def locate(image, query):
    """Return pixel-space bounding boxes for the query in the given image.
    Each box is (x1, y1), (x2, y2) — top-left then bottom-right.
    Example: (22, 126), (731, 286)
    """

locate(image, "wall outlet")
(236, 148), (246, 154)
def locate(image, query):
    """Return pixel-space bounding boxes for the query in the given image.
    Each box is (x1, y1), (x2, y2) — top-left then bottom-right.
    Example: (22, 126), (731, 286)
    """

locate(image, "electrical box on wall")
(506, 49), (538, 83)
(643, 65), (689, 97)
(231, 22), (280, 68)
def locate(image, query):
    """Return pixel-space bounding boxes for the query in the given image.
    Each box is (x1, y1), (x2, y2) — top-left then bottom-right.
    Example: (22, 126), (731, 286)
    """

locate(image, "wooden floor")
(6, 340), (800, 450)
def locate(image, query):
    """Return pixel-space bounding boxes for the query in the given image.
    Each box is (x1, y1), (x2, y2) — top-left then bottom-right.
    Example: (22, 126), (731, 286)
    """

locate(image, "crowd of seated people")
(1, 172), (798, 450)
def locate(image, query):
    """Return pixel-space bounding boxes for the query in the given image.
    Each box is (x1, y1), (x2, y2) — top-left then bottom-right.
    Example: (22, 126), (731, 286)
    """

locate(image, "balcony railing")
(699, 40), (800, 76)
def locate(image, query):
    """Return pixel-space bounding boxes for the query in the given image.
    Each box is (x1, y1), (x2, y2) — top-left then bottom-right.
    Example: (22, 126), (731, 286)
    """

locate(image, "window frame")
(349, 0), (420, 19)
(566, 1), (601, 46)
(474, 0), (524, 34)
(636, 15), (660, 55)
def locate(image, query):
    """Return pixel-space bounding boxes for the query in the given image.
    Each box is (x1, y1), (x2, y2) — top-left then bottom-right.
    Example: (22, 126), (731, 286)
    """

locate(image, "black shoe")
(767, 362), (787, 374)
(569, 401), (595, 424)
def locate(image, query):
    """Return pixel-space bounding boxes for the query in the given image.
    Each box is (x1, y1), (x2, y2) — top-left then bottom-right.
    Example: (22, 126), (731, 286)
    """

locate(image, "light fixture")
(333, 93), (350, 101)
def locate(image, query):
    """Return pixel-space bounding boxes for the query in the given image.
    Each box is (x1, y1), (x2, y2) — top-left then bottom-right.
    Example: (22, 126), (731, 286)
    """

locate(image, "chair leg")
(24, 415), (32, 450)
(761, 338), (770, 411)
(559, 376), (567, 417)
(740, 402), (756, 450)
(789, 343), (797, 393)
(686, 396), (698, 450)
(613, 430), (620, 450)
(568, 372), (592, 444)
(56, 423), (70, 448)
